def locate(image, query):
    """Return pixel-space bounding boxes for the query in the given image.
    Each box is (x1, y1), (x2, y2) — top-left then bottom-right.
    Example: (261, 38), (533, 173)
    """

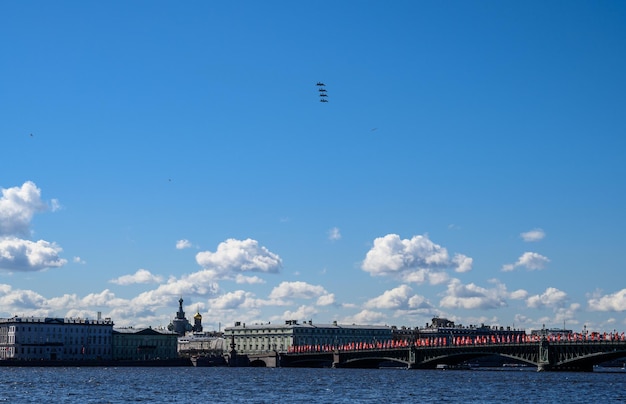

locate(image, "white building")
(224, 320), (393, 354)
(0, 316), (113, 361)
(177, 332), (228, 356)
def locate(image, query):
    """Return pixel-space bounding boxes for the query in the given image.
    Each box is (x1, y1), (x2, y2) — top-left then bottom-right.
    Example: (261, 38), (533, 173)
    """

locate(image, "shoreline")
(0, 358), (193, 367)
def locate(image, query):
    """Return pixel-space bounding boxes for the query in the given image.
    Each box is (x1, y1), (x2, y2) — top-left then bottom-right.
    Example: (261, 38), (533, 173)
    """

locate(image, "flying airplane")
(316, 82), (326, 86)
(320, 99), (329, 102)
(319, 93), (328, 97)
(318, 88), (327, 92)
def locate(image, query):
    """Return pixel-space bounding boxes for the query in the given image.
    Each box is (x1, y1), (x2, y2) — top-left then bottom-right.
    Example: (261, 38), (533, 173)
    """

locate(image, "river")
(1, 366), (625, 403)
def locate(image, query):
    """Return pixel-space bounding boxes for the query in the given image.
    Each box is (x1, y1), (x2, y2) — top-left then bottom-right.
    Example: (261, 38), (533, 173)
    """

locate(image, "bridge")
(245, 336), (626, 371)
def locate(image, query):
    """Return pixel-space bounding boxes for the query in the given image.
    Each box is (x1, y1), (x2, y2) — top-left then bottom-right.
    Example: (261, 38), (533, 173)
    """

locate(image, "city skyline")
(2, 1), (625, 332)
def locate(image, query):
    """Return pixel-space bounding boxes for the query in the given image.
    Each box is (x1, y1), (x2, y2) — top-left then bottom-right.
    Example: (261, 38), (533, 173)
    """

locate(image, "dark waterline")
(1, 367), (626, 403)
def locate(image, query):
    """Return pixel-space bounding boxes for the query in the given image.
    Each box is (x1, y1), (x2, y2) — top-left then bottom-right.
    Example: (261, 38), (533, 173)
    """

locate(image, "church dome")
(194, 312), (202, 319)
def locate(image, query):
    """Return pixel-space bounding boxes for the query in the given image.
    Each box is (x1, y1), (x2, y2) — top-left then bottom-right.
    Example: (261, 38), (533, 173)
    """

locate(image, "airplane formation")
(316, 82), (328, 102)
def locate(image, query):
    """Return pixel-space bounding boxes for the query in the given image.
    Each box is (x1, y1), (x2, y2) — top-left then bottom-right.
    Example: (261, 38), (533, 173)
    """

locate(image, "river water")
(1, 366), (625, 403)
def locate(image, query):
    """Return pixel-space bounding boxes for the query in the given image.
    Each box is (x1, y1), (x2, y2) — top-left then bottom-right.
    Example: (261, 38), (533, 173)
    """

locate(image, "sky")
(1, 1), (625, 333)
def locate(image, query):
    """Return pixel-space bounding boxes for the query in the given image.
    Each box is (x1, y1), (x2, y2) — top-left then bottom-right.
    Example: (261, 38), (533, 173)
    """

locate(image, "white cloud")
(521, 228), (545, 242)
(0, 285), (131, 319)
(50, 199), (61, 212)
(364, 285), (431, 310)
(510, 289), (529, 300)
(588, 289), (626, 311)
(526, 287), (567, 309)
(280, 305), (319, 321)
(176, 239), (192, 249)
(80, 289), (128, 308)
(361, 234), (472, 284)
(208, 290), (255, 310)
(365, 285), (412, 309)
(0, 182), (65, 272)
(502, 252), (550, 272)
(343, 309), (387, 325)
(269, 281), (328, 300)
(452, 254), (473, 273)
(0, 237), (67, 271)
(110, 269), (164, 285)
(196, 238), (282, 278)
(235, 274), (266, 284)
(72, 256), (86, 264)
(132, 271), (220, 304)
(0, 284), (47, 311)
(439, 279), (508, 310)
(554, 303), (581, 325)
(316, 293), (335, 306)
(328, 227), (341, 241)
(0, 181), (48, 237)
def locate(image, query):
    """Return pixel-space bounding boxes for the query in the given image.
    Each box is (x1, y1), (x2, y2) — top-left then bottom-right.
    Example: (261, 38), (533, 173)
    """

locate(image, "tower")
(193, 310), (203, 333)
(168, 297), (192, 336)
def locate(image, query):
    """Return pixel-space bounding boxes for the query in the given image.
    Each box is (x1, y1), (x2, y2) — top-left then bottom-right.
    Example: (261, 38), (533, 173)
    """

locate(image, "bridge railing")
(285, 332), (626, 354)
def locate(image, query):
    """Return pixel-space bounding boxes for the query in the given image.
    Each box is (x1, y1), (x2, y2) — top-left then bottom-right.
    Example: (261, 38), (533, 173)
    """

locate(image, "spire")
(177, 297), (185, 319)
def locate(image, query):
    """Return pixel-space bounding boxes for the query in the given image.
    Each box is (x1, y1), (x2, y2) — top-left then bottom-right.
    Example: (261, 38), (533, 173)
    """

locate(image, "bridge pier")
(332, 352), (340, 368)
(537, 339), (551, 372)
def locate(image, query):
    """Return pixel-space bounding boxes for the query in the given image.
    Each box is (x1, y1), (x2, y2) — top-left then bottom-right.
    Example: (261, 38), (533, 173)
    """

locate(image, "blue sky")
(2, 1), (625, 333)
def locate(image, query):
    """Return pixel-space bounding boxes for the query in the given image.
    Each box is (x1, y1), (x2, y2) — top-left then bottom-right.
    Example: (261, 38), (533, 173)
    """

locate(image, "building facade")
(0, 316), (113, 361)
(224, 320), (393, 354)
(177, 332), (227, 356)
(112, 327), (179, 360)
(393, 317), (527, 344)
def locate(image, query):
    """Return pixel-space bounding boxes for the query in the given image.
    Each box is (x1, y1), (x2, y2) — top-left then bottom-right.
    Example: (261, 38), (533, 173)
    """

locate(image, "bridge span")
(244, 338), (626, 371)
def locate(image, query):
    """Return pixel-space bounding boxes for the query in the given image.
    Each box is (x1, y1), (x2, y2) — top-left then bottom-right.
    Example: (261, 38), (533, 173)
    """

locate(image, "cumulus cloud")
(439, 279), (508, 310)
(0, 182), (65, 272)
(521, 228), (545, 242)
(316, 293), (335, 306)
(364, 285), (432, 311)
(0, 181), (49, 237)
(361, 234), (472, 284)
(0, 284), (133, 320)
(328, 227), (341, 241)
(196, 238), (282, 278)
(0, 237), (67, 271)
(176, 239), (192, 249)
(0, 284), (47, 311)
(452, 254), (473, 273)
(110, 269), (164, 285)
(554, 303), (581, 325)
(510, 289), (529, 300)
(526, 287), (567, 309)
(131, 271), (220, 305)
(344, 309), (387, 325)
(235, 274), (266, 284)
(0, 277), (222, 327)
(269, 281), (328, 300)
(209, 290), (256, 310)
(502, 252), (550, 272)
(588, 289), (626, 312)
(280, 305), (319, 321)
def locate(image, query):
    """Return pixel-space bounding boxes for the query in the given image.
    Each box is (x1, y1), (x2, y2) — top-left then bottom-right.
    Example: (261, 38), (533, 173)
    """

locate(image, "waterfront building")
(393, 317), (527, 344)
(177, 332), (227, 357)
(224, 320), (393, 354)
(0, 315), (113, 361)
(530, 327), (574, 338)
(112, 327), (179, 360)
